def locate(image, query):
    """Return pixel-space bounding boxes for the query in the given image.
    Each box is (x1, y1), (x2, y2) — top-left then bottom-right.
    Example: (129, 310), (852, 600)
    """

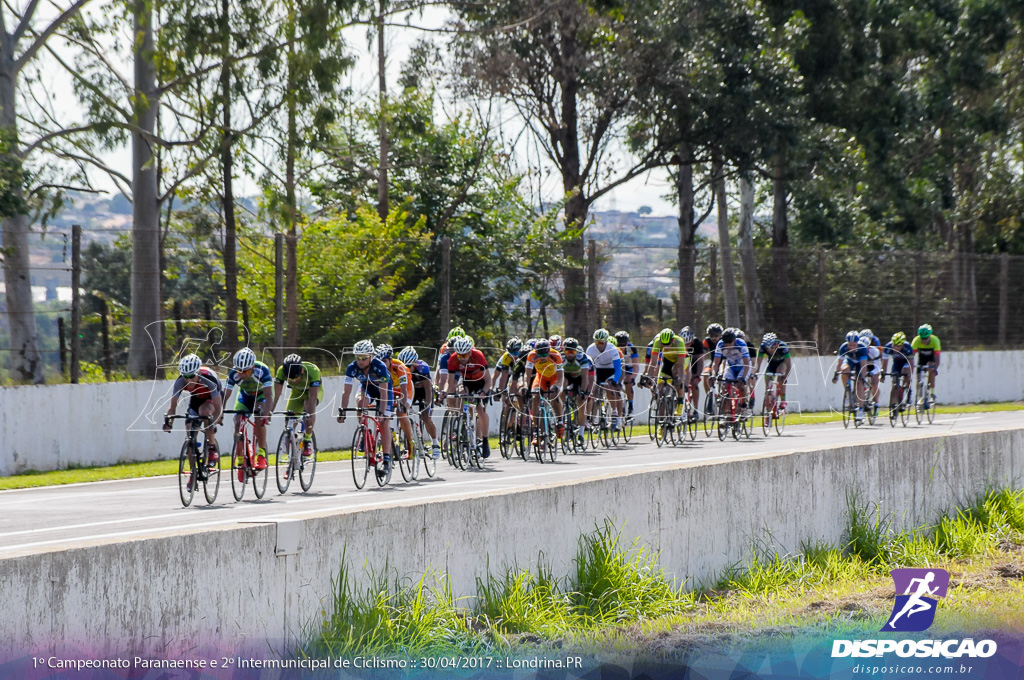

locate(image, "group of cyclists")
(831, 323), (941, 425)
(162, 320), (941, 491)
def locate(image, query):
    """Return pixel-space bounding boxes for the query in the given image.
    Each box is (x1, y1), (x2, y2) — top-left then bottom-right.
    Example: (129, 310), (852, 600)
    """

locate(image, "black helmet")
(721, 329), (736, 343)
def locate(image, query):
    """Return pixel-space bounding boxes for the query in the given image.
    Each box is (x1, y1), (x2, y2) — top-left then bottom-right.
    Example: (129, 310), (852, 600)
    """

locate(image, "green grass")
(305, 488), (1024, 658)
(782, 400), (1024, 426)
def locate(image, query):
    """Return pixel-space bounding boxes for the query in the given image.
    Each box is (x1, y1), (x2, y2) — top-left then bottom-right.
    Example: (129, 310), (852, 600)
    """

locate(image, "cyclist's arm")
(304, 385), (320, 415)
(750, 355), (763, 378)
(209, 391), (224, 422)
(272, 382), (285, 410)
(482, 367), (493, 392)
(644, 349), (661, 377)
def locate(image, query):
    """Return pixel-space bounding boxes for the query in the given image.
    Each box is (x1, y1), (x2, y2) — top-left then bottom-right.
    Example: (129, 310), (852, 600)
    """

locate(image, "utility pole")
(70, 224), (81, 383)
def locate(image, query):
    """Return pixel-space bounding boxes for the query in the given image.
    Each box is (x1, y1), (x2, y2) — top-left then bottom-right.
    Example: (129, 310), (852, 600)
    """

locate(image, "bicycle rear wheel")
(299, 433), (318, 491)
(703, 391), (717, 437)
(498, 402), (513, 459)
(202, 442), (220, 504)
(396, 428), (414, 482)
(842, 388), (853, 428)
(351, 426), (369, 489)
(178, 440), (195, 507)
(655, 396), (672, 447)
(647, 394), (660, 441)
(276, 430), (293, 494)
(762, 401), (773, 436)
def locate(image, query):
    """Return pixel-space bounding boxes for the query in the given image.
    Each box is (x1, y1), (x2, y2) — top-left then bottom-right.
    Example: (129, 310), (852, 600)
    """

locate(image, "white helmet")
(178, 353), (202, 377)
(452, 336), (474, 354)
(353, 339), (375, 356)
(233, 347), (256, 371)
(397, 346), (418, 364)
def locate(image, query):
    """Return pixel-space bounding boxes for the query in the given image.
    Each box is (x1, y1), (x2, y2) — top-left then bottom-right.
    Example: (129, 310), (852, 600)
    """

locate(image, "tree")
(452, 0), (659, 337)
(0, 0), (92, 382)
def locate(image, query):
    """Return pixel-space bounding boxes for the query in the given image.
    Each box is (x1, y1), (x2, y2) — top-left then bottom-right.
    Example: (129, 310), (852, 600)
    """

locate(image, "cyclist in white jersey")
(586, 328), (624, 429)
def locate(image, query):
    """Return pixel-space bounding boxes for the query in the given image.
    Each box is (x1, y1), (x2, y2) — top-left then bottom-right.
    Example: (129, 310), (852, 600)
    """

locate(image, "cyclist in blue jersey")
(223, 347), (274, 470)
(710, 328), (752, 412)
(831, 330), (868, 424)
(337, 339), (395, 463)
(398, 346), (442, 459)
(615, 331), (640, 419)
(881, 331), (915, 409)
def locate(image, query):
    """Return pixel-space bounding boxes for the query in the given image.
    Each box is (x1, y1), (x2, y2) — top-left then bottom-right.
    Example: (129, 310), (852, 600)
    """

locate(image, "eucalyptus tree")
(0, 0), (92, 382)
(451, 0), (660, 337)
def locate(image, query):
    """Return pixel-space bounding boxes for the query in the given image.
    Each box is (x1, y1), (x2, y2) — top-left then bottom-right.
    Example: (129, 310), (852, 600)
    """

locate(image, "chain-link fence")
(596, 244), (1022, 351)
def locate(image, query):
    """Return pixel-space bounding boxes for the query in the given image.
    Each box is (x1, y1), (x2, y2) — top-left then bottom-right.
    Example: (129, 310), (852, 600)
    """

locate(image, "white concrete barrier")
(1, 350), (1022, 476)
(2, 425), (1021, 660)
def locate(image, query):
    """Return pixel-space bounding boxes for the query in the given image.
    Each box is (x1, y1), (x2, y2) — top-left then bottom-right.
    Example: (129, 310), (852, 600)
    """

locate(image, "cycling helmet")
(233, 347), (256, 371)
(762, 332), (778, 346)
(721, 329), (737, 344)
(282, 353), (304, 379)
(374, 343), (393, 361)
(525, 338), (538, 351)
(593, 328), (610, 342)
(505, 336), (523, 355)
(917, 323), (933, 338)
(563, 337), (579, 351)
(679, 326), (695, 343)
(534, 339), (551, 355)
(706, 323), (724, 336)
(452, 335), (474, 355)
(860, 329), (874, 340)
(178, 353), (202, 377)
(845, 330), (860, 344)
(397, 346), (418, 365)
(353, 339), (375, 356)
(549, 334), (562, 350)
(447, 326), (465, 340)
(658, 328), (674, 344)
(608, 337), (618, 347)
(892, 331), (907, 345)
(735, 329), (746, 340)
(614, 331), (630, 346)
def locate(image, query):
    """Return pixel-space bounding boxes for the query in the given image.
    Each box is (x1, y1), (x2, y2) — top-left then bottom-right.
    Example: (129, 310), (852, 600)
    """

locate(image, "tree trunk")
(737, 171), (763, 335)
(376, 0), (389, 221)
(771, 150), (789, 336)
(713, 157), (739, 328)
(220, 0), (239, 353)
(675, 143), (697, 328)
(128, 0), (163, 378)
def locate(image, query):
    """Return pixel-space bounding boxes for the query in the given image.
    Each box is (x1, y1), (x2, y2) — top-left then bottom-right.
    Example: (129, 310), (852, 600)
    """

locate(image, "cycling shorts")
(361, 382), (394, 418)
(595, 368), (617, 385)
(234, 391), (266, 414)
(723, 365), (745, 382)
(531, 374), (559, 392)
(463, 378), (486, 395)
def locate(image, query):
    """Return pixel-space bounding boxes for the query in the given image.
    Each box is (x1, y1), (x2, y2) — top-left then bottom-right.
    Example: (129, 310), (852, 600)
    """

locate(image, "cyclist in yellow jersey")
(910, 323), (942, 399)
(524, 338), (566, 440)
(642, 328), (690, 403)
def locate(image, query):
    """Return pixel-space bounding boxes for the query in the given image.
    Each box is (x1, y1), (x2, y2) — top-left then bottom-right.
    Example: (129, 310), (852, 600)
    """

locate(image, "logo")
(882, 568), (949, 632)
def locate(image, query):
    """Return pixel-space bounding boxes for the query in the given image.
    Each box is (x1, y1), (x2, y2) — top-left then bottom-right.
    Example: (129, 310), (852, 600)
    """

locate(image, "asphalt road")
(1, 410), (1019, 559)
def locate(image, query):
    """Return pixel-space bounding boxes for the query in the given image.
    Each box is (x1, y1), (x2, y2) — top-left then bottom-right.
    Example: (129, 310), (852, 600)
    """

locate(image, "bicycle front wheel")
(351, 426), (369, 489)
(203, 444), (220, 504)
(498, 402), (513, 459)
(276, 430), (293, 494)
(252, 448), (269, 499)
(299, 433), (318, 491)
(396, 429), (414, 483)
(842, 388), (853, 428)
(647, 394), (660, 441)
(703, 392), (717, 437)
(231, 443), (246, 501)
(178, 440), (195, 507)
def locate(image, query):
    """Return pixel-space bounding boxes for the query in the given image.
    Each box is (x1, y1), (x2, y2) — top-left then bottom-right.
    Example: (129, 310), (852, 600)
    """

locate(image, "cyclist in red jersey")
(164, 353), (224, 464)
(441, 335), (493, 457)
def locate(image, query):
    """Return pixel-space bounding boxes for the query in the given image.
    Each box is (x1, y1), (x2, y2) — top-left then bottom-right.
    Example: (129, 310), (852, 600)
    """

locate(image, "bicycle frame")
(226, 410), (268, 500)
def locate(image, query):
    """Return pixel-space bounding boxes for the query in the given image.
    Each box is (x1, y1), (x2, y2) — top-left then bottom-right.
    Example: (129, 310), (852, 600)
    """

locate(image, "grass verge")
(305, 489), (1024, 658)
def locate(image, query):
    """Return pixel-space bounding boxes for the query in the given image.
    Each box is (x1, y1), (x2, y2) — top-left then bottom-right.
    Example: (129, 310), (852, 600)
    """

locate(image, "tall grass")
(308, 488), (1024, 658)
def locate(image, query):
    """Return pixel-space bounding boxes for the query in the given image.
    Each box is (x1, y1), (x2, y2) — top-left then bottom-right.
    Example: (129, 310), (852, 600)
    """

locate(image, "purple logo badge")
(882, 568), (949, 632)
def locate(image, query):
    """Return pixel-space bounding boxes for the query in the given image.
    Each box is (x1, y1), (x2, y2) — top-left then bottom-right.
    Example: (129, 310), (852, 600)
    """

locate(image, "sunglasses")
(356, 354), (372, 361)
(456, 352), (471, 359)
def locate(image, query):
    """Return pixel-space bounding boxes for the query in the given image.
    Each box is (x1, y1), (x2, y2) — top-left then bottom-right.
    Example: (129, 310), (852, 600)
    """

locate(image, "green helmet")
(892, 331), (907, 345)
(658, 328), (674, 344)
(917, 324), (933, 338)
(447, 326), (465, 340)
(593, 328), (610, 342)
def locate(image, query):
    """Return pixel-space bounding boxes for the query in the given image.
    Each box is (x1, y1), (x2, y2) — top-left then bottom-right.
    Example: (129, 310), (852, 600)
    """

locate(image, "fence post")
(274, 233), (284, 364)
(440, 236), (451, 339)
(70, 224), (81, 383)
(998, 252), (1009, 349)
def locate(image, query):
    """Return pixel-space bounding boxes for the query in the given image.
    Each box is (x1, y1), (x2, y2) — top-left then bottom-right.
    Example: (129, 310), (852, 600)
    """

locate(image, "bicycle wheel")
(202, 442), (220, 504)
(914, 378), (924, 425)
(396, 428), (414, 482)
(299, 432), (318, 491)
(498, 402), (513, 459)
(842, 387), (853, 428)
(374, 433), (392, 487)
(516, 412), (532, 461)
(717, 410), (729, 441)
(927, 391), (936, 424)
(546, 415), (557, 463)
(231, 439), (246, 501)
(762, 401), (773, 436)
(686, 401), (699, 441)
(276, 430), (293, 494)
(178, 440), (195, 507)
(252, 445), (269, 499)
(351, 425), (369, 489)
(888, 385), (899, 428)
(703, 391), (717, 437)
(655, 396), (672, 447)
(867, 395), (878, 426)
(647, 393), (660, 441)
(775, 403), (787, 435)
(608, 404), (620, 447)
(440, 410), (456, 467)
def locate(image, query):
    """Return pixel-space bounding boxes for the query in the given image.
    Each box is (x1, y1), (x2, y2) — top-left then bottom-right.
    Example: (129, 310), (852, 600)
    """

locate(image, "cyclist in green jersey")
(271, 353), (322, 457)
(911, 323), (942, 398)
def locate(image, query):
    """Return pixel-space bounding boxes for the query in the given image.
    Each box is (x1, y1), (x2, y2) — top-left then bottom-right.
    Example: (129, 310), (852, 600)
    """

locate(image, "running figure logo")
(882, 568), (949, 632)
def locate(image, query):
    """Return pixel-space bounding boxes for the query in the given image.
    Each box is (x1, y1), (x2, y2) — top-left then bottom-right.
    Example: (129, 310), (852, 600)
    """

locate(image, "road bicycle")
(529, 388), (558, 463)
(497, 389), (519, 459)
(887, 370), (912, 428)
(273, 411), (317, 494)
(915, 365), (937, 424)
(587, 382), (620, 449)
(404, 400), (438, 479)
(341, 406), (392, 488)
(442, 392), (490, 470)
(760, 372), (787, 436)
(561, 387), (585, 455)
(167, 414), (220, 507)
(715, 378), (750, 441)
(512, 389), (534, 462)
(837, 370), (870, 429)
(225, 410), (269, 501)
